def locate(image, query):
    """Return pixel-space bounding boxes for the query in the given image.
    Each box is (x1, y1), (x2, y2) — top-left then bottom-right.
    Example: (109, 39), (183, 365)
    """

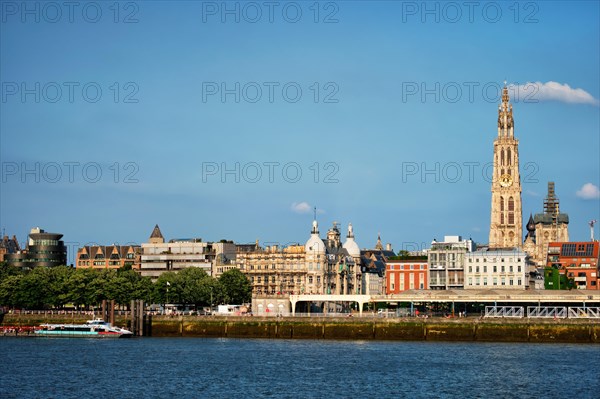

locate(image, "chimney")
(386, 243), (392, 251)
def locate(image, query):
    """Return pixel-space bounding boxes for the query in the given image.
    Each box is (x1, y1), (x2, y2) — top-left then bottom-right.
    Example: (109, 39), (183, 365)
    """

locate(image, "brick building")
(545, 241), (599, 290)
(385, 257), (428, 293)
(76, 245), (141, 270)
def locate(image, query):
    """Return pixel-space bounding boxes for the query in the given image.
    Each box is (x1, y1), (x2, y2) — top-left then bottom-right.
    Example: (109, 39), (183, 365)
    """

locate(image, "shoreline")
(3, 314), (599, 343)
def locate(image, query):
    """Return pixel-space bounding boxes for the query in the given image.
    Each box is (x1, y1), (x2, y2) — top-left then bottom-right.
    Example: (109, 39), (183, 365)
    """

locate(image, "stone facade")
(464, 248), (528, 289)
(489, 84), (523, 248)
(238, 220), (363, 297)
(523, 182), (569, 267)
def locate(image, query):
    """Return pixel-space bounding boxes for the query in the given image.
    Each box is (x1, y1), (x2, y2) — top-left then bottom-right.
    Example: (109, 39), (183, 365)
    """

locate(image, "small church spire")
(375, 233), (383, 250)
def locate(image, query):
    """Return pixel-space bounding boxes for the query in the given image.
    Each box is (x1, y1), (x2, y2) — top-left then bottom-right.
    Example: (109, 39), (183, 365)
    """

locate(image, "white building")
(464, 247), (528, 289)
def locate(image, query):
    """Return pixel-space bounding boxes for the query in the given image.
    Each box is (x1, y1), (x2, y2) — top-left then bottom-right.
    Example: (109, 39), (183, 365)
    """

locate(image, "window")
(509, 279), (514, 286)
(509, 265), (513, 272)
(493, 266), (497, 272)
(257, 276), (261, 283)
(483, 277), (488, 286)
(483, 266), (487, 273)
(271, 276), (275, 283)
(493, 277), (498, 286)
(468, 277), (473, 286)
(410, 265), (414, 270)
(317, 276), (321, 284)
(501, 266), (505, 272)
(501, 277), (506, 286)
(476, 266), (480, 273)
(389, 265), (394, 270)
(517, 279), (522, 286)
(469, 266), (472, 272)
(518, 265), (521, 272)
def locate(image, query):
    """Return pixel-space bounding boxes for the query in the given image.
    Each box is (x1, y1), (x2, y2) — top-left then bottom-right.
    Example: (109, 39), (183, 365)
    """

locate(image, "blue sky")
(1, 1), (599, 260)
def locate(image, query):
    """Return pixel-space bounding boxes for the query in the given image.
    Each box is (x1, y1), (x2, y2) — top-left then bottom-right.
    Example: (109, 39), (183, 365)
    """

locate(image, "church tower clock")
(489, 84), (523, 248)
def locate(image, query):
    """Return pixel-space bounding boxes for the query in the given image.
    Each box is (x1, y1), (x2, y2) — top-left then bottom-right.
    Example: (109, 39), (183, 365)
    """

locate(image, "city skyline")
(1, 1), (599, 250)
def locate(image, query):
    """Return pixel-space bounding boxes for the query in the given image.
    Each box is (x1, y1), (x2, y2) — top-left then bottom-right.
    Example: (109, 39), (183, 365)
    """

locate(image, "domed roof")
(342, 223), (360, 257)
(343, 239), (360, 257)
(305, 235), (326, 254)
(305, 220), (326, 254)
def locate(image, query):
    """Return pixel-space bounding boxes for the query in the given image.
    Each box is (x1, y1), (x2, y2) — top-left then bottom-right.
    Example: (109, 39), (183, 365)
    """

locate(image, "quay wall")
(149, 317), (600, 343)
(3, 314), (599, 343)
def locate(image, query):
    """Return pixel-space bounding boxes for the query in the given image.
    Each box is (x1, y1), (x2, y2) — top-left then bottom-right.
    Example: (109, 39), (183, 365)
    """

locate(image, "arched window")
(508, 197), (514, 211)
(500, 196), (505, 211)
(500, 149), (505, 166)
(501, 213), (505, 224)
(507, 148), (512, 165)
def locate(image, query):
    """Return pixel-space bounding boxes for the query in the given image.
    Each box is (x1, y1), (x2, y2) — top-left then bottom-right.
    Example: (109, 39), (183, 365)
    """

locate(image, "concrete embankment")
(3, 314), (599, 343)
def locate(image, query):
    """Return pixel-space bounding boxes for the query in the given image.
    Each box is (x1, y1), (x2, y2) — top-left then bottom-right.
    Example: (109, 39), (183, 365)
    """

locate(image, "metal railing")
(484, 306), (524, 318)
(527, 307), (567, 318)
(567, 307), (600, 318)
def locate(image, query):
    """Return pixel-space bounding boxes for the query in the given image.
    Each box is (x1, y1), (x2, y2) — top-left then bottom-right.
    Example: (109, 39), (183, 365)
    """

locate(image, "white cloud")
(510, 81), (599, 105)
(291, 202), (312, 214)
(576, 183), (600, 200)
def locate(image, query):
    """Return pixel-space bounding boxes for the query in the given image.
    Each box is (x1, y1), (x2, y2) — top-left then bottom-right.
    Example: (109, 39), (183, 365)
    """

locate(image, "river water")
(1, 338), (598, 398)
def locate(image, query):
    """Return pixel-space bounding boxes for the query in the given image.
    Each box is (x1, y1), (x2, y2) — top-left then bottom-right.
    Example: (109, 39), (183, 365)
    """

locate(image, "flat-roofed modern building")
(464, 247), (528, 289)
(5, 227), (67, 269)
(140, 225), (211, 280)
(428, 235), (475, 290)
(139, 225), (236, 280)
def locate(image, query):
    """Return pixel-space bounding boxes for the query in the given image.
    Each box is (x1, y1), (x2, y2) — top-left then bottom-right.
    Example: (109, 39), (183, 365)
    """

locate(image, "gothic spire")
(498, 81), (514, 138)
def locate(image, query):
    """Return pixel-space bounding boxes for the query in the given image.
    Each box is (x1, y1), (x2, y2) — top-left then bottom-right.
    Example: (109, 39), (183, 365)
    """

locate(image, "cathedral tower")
(489, 84), (523, 248)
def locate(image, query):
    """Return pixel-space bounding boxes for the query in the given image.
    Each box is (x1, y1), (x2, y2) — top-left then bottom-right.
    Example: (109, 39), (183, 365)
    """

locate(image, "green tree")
(47, 266), (74, 308)
(0, 274), (22, 308)
(178, 268), (211, 306)
(66, 268), (97, 309)
(16, 268), (53, 309)
(219, 269), (251, 304)
(154, 271), (180, 304)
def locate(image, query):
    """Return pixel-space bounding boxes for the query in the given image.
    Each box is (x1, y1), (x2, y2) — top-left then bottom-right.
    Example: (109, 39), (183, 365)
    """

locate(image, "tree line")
(0, 263), (251, 310)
